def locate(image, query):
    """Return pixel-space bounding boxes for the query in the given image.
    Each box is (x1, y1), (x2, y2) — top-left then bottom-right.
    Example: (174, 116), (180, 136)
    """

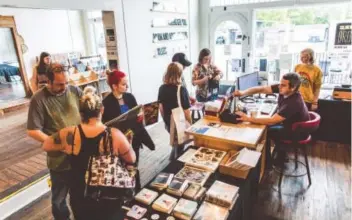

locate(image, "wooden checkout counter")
(186, 100), (278, 182)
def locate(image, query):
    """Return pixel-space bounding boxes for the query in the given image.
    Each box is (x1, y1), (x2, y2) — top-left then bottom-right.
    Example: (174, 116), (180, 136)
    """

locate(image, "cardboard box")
(219, 150), (251, 179)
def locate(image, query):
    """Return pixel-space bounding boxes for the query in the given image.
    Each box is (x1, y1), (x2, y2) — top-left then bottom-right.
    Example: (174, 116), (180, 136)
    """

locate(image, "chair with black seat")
(274, 111), (321, 190)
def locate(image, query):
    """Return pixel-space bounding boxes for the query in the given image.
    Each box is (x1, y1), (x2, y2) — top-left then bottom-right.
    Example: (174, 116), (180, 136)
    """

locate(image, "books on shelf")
(150, 172), (174, 190)
(152, 193), (178, 214)
(174, 166), (211, 186)
(183, 147), (227, 172)
(205, 180), (239, 209)
(193, 201), (229, 220)
(166, 178), (189, 197)
(134, 188), (159, 205)
(173, 198), (198, 220)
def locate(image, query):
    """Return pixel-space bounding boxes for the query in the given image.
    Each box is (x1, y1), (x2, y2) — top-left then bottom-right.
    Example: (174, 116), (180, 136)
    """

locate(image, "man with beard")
(27, 63), (82, 219)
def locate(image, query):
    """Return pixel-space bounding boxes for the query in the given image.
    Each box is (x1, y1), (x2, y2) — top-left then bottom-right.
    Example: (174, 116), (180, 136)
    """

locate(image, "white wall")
(119, 0), (197, 104)
(0, 0), (201, 104)
(0, 7), (87, 78)
(187, 0), (200, 95)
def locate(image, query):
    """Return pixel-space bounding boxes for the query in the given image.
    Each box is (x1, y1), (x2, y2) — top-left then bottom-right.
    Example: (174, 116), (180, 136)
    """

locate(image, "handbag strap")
(71, 127), (77, 154)
(107, 127), (114, 155)
(176, 85), (182, 108)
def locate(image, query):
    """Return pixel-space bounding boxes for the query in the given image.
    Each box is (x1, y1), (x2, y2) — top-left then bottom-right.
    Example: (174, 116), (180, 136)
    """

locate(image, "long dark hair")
(198, 48), (211, 63)
(37, 52), (50, 74)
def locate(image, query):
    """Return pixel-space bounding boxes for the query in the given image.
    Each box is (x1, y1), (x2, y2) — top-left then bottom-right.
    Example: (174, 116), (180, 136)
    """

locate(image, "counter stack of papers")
(226, 148), (261, 169)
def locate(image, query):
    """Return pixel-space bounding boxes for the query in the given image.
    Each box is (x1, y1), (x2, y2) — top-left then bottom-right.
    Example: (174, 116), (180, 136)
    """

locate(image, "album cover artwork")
(184, 147), (227, 172)
(175, 166), (211, 186)
(143, 101), (159, 126)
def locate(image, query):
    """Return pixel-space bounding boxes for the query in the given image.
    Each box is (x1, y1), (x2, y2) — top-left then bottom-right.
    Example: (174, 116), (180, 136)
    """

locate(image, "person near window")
(42, 86), (136, 220)
(233, 72), (310, 168)
(102, 70), (155, 165)
(27, 63), (82, 220)
(30, 52), (51, 93)
(158, 62), (192, 160)
(294, 48), (323, 111)
(192, 48), (222, 102)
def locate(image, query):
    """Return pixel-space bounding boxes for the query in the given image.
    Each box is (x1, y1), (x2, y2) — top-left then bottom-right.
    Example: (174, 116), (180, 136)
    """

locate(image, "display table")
(122, 146), (261, 220)
(185, 115), (271, 182)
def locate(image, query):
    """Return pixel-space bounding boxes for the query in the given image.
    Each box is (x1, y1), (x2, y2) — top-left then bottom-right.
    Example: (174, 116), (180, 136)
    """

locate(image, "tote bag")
(84, 127), (136, 201)
(169, 85), (192, 146)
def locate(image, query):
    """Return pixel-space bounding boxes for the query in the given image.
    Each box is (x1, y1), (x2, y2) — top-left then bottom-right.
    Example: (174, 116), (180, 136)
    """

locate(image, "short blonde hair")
(163, 62), (183, 85)
(301, 48), (315, 64)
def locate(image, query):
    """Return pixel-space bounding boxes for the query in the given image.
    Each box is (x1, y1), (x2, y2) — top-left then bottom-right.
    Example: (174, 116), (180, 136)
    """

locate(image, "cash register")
(333, 85), (352, 100)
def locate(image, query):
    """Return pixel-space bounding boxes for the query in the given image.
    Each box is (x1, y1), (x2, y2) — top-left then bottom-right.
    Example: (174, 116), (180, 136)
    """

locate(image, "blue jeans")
(50, 169), (71, 220)
(266, 125), (290, 168)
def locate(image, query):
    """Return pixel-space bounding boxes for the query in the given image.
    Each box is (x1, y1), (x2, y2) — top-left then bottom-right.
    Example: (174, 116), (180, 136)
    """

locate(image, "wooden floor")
(4, 119), (352, 220)
(0, 108), (47, 200)
(6, 122), (172, 220)
(0, 83), (26, 109)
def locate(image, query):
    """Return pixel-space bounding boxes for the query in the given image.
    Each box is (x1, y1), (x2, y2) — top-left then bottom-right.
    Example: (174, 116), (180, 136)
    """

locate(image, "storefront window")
(87, 11), (107, 62)
(254, 4), (352, 86)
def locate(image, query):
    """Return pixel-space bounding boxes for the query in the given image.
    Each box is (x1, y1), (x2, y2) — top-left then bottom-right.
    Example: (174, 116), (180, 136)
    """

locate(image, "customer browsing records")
(27, 63), (82, 219)
(42, 86), (136, 220)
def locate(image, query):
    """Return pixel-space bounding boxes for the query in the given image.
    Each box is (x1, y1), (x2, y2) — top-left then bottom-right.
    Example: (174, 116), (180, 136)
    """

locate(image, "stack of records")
(150, 172), (174, 190)
(166, 177), (189, 197)
(183, 184), (206, 201)
(205, 180), (239, 209)
(173, 198), (198, 220)
(134, 188), (159, 205)
(152, 193), (178, 214)
(193, 201), (229, 220)
(183, 147), (227, 172)
(174, 166), (211, 186)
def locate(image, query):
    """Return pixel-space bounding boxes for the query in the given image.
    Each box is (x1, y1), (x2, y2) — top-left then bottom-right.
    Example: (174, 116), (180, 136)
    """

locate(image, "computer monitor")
(237, 72), (259, 91)
(218, 80), (236, 97)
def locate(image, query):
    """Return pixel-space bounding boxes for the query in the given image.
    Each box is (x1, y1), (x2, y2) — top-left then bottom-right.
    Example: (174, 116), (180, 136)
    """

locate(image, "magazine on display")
(193, 201), (229, 220)
(166, 177), (189, 197)
(143, 101), (159, 126)
(183, 184), (202, 200)
(173, 198), (198, 220)
(178, 148), (197, 163)
(205, 180), (239, 209)
(174, 166), (211, 186)
(152, 193), (178, 214)
(104, 105), (143, 133)
(134, 188), (159, 205)
(150, 172), (174, 190)
(183, 147), (227, 172)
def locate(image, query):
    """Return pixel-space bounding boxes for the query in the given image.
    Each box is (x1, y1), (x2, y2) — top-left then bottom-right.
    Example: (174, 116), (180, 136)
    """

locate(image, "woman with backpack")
(42, 86), (136, 220)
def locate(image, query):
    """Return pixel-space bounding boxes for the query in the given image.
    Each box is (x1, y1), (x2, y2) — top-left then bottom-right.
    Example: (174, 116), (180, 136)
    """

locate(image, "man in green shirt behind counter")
(27, 63), (82, 219)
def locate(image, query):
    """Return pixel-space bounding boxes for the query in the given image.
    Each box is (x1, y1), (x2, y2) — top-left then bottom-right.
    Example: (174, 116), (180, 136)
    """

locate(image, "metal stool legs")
(275, 144), (312, 190)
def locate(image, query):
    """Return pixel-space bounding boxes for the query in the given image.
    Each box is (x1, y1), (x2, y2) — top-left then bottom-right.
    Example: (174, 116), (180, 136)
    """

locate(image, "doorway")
(0, 16), (30, 109)
(213, 21), (243, 81)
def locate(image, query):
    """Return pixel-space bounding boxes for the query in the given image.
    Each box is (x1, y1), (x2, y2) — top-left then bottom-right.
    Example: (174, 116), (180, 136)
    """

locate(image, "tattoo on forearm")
(66, 132), (74, 145)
